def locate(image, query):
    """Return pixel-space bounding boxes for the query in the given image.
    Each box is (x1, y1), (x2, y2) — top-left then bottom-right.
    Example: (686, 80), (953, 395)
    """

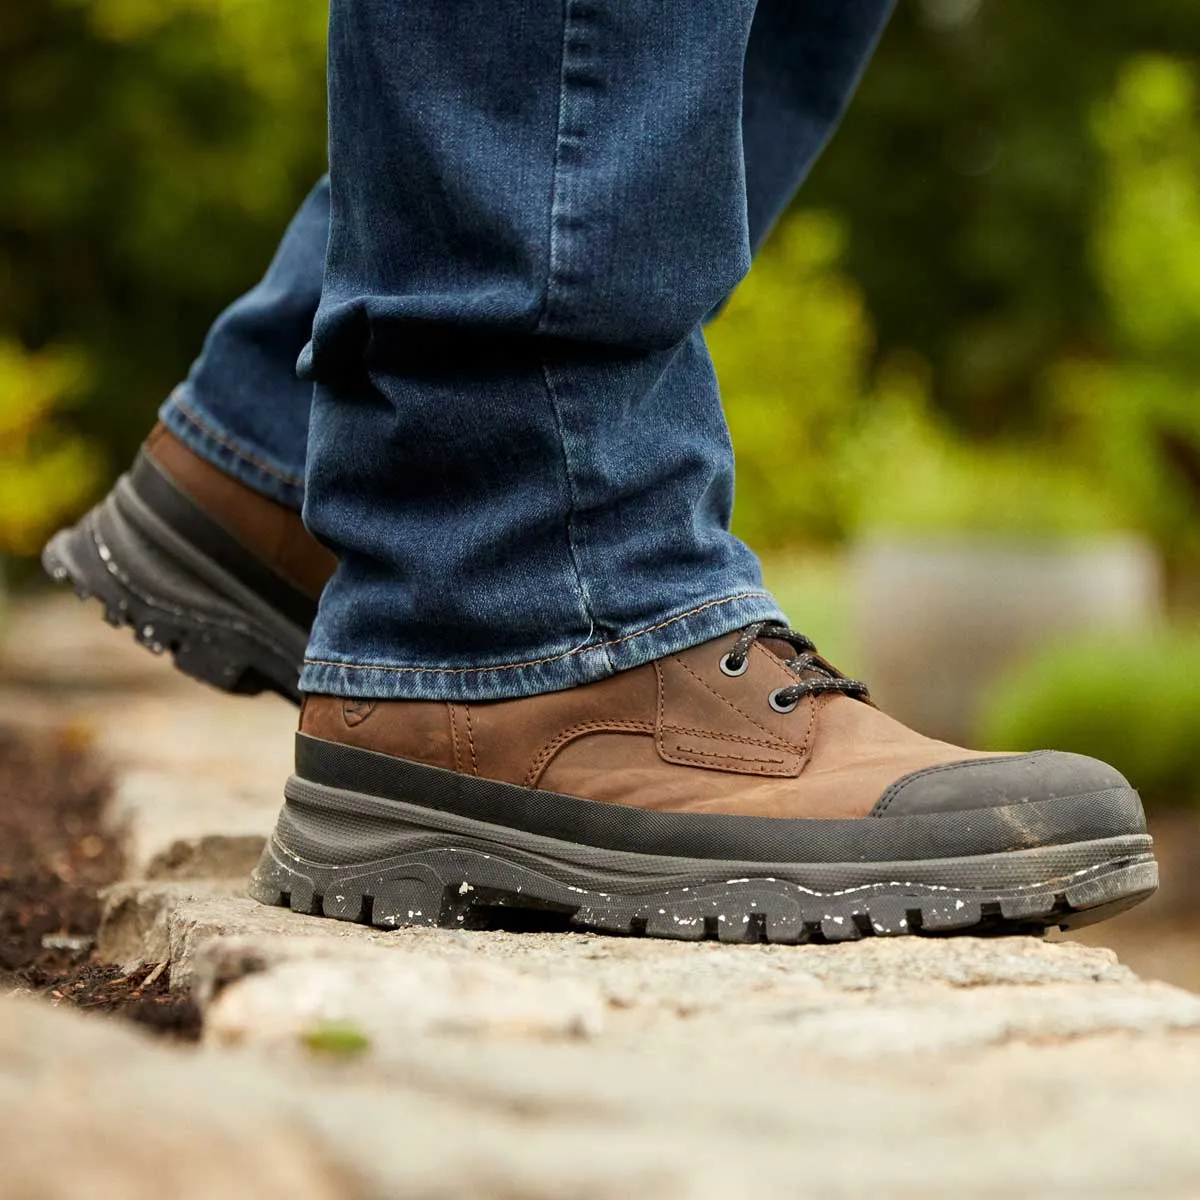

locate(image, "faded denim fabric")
(159, 0), (894, 700)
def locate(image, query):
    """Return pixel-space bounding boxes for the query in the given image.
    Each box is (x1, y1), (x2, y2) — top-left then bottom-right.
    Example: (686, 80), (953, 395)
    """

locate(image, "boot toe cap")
(872, 751), (1134, 819)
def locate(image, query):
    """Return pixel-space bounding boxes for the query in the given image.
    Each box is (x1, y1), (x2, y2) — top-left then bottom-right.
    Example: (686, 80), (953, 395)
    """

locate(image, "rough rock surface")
(0, 1000), (355, 1200)
(179, 899), (1200, 1058)
(107, 770), (279, 881)
(6, 963), (1200, 1199)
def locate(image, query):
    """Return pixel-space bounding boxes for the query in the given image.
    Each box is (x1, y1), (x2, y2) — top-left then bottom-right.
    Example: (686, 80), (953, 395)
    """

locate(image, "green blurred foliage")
(710, 213), (871, 550)
(1, 0), (327, 543)
(0, 341), (100, 554)
(979, 625), (1200, 809)
(1045, 57), (1200, 561)
(971, 58), (1200, 810)
(709, 224), (1128, 548)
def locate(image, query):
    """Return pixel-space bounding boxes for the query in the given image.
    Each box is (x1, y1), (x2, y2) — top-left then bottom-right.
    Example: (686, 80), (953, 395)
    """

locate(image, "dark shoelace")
(721, 621), (871, 712)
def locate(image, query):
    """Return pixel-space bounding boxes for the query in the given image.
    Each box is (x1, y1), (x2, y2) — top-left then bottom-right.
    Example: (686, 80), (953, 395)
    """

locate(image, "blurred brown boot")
(251, 622), (1156, 941)
(43, 423), (334, 703)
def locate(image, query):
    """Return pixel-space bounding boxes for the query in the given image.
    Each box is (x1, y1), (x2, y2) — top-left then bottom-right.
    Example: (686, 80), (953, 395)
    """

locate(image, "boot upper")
(297, 627), (1117, 822)
(144, 423), (336, 600)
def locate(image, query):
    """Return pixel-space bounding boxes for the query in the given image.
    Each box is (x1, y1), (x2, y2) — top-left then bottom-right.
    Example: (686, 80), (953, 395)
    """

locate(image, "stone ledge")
(188, 904), (1200, 1059)
(107, 770), (276, 881)
(126, 894), (1200, 1069)
(98, 881), (247, 968)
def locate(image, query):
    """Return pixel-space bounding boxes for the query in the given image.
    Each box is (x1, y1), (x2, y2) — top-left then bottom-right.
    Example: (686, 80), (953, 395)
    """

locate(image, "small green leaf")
(300, 1021), (371, 1058)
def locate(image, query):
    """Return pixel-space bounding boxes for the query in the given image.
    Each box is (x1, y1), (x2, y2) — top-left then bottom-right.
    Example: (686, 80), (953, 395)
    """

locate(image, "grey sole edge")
(248, 777), (1159, 944)
(42, 477), (306, 704)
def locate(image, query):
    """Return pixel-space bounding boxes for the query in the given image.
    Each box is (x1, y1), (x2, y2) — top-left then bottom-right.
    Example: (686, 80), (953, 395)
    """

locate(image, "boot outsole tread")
(248, 837), (1158, 944)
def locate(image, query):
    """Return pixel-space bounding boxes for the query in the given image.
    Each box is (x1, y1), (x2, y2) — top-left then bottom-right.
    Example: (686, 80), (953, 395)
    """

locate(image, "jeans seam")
(534, 4), (609, 667)
(536, 0), (574, 336)
(541, 361), (612, 668)
(303, 590), (773, 675)
(169, 390), (306, 489)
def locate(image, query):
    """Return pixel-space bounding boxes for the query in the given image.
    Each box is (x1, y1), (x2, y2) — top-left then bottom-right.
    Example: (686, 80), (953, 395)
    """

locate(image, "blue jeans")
(161, 0), (893, 701)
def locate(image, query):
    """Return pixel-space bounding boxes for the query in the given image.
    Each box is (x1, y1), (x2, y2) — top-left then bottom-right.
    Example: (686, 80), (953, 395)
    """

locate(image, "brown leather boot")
(250, 622), (1156, 941)
(43, 424), (335, 702)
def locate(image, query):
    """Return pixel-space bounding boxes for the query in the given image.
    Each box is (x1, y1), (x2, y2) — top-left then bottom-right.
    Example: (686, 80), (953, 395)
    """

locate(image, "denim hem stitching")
(168, 390), (306, 489)
(302, 590), (774, 676)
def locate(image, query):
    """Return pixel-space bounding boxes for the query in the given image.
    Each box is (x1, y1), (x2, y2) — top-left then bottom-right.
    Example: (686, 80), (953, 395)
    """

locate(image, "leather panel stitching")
(448, 704), (462, 774)
(464, 705), (478, 776)
(673, 744), (788, 766)
(525, 719), (656, 788)
(661, 722), (797, 751)
(670, 656), (795, 748)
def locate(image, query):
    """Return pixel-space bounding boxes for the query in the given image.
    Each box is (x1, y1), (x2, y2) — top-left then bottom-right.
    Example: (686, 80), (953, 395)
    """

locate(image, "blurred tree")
(1047, 56), (1200, 564)
(710, 212), (872, 550)
(709, 212), (1123, 549)
(805, 0), (1200, 435)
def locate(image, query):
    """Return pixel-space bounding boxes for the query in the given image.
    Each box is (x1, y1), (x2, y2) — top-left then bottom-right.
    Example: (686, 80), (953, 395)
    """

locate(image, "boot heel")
(42, 474), (306, 703)
(248, 838), (468, 929)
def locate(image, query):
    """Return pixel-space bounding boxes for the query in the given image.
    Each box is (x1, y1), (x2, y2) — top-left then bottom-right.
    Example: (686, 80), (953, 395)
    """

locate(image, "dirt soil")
(0, 723), (199, 1039)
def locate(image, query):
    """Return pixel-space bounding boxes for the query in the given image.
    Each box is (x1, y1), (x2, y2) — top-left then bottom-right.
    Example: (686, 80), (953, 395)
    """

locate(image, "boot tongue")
(759, 627), (844, 687)
(761, 636), (794, 662)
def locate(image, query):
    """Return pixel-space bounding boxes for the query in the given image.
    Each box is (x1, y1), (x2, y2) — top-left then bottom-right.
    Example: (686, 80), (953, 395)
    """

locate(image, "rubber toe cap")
(871, 751), (1133, 818)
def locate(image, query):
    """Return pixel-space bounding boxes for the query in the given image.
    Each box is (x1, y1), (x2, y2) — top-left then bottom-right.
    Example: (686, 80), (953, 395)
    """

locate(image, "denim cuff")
(299, 589), (787, 701)
(160, 385), (306, 511)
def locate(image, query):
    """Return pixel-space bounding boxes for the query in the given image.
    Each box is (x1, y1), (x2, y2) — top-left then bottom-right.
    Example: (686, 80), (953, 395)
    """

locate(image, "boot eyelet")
(719, 653), (748, 677)
(768, 689), (798, 714)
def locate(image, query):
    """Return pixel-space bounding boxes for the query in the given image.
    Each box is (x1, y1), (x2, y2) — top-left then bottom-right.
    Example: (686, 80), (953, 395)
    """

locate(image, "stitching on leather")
(744, 643), (819, 763)
(303, 592), (774, 675)
(872, 754), (1034, 816)
(525, 719), (655, 787)
(798, 686), (821, 765)
(169, 393), (306, 488)
(673, 744), (787, 766)
(671, 655), (795, 747)
(464, 705), (479, 776)
(655, 658), (801, 773)
(661, 722), (794, 751)
(448, 704), (462, 774)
